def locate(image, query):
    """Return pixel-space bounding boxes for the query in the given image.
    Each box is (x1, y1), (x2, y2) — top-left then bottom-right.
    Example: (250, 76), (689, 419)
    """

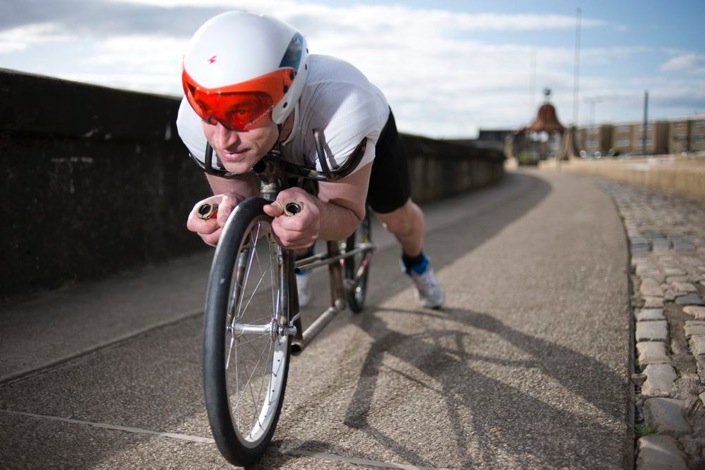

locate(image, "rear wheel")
(202, 197), (291, 467)
(344, 211), (372, 313)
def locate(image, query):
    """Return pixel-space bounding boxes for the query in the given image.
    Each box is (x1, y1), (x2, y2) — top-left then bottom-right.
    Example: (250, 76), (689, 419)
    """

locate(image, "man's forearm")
(315, 197), (363, 241)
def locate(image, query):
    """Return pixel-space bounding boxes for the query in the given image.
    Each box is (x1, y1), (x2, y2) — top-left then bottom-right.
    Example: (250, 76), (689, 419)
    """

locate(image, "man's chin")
(222, 161), (254, 175)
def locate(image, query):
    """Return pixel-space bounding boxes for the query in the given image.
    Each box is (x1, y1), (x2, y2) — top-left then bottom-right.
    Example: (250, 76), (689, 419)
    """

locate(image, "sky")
(2, 0), (704, 139)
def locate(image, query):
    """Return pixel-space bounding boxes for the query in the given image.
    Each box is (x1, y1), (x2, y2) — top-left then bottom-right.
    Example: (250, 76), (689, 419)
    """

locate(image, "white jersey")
(176, 55), (390, 175)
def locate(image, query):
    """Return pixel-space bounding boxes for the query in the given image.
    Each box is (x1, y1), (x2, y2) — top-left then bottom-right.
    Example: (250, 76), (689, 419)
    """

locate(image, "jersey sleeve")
(304, 82), (389, 175)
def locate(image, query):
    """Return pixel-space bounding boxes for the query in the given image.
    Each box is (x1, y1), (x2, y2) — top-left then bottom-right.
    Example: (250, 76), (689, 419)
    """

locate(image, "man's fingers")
(264, 201), (285, 217)
(266, 200), (302, 217)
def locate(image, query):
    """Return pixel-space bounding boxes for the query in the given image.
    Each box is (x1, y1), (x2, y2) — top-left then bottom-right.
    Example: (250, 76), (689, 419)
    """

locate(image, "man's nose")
(211, 122), (241, 148)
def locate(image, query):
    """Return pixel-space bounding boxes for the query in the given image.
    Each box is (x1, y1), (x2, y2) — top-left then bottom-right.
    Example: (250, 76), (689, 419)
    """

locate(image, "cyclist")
(178, 11), (445, 309)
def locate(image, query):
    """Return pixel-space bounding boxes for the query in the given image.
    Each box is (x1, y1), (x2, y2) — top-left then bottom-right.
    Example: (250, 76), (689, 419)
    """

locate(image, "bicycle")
(199, 130), (375, 467)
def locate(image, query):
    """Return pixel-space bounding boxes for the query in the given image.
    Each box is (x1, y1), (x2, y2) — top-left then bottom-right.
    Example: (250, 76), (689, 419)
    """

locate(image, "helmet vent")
(279, 33), (305, 70)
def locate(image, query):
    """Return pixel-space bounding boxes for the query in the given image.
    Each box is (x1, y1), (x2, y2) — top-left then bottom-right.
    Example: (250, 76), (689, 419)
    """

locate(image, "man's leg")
(368, 110), (445, 308)
(295, 246), (315, 308)
(373, 199), (445, 309)
(373, 198), (425, 257)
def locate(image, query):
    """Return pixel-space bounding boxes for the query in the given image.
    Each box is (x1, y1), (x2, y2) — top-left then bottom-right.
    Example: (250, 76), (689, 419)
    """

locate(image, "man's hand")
(186, 193), (242, 246)
(263, 187), (321, 250)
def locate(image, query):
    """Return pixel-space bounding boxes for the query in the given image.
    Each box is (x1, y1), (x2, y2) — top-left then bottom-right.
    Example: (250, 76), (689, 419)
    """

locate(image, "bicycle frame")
(248, 129), (375, 354)
(289, 241), (344, 353)
(200, 128), (375, 467)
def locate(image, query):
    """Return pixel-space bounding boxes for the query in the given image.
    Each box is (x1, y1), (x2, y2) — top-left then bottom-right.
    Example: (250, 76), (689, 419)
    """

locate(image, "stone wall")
(0, 70), (504, 299)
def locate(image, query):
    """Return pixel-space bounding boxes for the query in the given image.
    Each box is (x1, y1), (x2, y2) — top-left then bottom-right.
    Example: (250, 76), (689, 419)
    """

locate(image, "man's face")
(201, 116), (279, 174)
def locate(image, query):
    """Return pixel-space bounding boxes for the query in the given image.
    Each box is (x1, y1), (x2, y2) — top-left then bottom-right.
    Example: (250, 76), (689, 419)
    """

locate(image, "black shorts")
(367, 110), (411, 214)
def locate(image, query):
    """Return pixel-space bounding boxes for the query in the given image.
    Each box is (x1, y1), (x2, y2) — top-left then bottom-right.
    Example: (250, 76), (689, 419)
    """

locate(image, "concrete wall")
(1, 70), (504, 300)
(0, 70), (212, 300)
(404, 134), (505, 204)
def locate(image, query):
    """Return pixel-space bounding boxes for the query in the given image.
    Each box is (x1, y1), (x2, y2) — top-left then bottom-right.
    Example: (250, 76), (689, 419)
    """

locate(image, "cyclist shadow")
(345, 309), (627, 466)
(261, 172), (630, 467)
(271, 306), (628, 468)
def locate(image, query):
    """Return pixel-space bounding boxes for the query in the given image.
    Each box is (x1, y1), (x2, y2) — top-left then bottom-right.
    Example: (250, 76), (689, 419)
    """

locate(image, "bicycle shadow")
(259, 171), (632, 467)
(297, 171), (553, 344)
(266, 306), (628, 468)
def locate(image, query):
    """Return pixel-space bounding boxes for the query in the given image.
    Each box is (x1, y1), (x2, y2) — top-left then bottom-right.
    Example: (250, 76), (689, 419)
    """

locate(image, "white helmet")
(182, 11), (309, 129)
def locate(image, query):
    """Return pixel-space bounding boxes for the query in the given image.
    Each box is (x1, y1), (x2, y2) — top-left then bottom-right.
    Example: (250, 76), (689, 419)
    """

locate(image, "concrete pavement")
(2, 169), (695, 468)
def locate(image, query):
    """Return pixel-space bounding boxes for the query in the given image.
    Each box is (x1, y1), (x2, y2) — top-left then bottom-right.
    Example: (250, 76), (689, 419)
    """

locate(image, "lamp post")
(641, 90), (649, 156)
(572, 8), (581, 127)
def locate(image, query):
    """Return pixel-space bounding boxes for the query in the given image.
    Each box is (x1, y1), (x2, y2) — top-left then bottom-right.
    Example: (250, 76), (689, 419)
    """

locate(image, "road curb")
(596, 178), (705, 469)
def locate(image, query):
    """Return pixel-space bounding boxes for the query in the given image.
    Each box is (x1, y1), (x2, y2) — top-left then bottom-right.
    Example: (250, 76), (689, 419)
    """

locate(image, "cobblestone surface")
(596, 179), (705, 469)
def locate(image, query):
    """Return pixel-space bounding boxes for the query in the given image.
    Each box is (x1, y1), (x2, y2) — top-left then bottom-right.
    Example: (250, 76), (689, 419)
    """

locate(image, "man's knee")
(375, 199), (419, 235)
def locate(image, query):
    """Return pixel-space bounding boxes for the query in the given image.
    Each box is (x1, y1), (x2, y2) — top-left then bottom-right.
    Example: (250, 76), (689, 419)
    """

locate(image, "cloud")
(661, 52), (705, 75)
(0, 23), (73, 53)
(1, 0), (701, 137)
(0, 0), (225, 38)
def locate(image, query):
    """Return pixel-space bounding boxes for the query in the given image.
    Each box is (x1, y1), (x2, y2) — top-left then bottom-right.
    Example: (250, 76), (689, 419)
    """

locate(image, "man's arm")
(315, 161), (371, 239)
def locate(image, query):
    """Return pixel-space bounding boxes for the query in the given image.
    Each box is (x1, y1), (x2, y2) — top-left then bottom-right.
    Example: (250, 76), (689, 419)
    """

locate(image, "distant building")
(578, 125), (613, 157)
(559, 115), (705, 157)
(463, 105), (704, 160)
(669, 117), (705, 154)
(475, 129), (514, 152)
(512, 89), (568, 162)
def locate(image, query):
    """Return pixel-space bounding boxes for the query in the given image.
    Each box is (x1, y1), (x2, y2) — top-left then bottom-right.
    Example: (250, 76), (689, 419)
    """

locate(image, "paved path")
(0, 170), (635, 469)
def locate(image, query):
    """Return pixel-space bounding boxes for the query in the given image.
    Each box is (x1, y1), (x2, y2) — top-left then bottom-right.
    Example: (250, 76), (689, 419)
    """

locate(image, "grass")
(553, 155), (705, 200)
(635, 422), (656, 438)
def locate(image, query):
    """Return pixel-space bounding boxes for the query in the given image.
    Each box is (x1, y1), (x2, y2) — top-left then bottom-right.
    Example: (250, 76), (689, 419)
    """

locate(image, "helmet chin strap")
(260, 107), (293, 160)
(264, 121), (286, 158)
(264, 133), (283, 161)
(278, 104), (297, 143)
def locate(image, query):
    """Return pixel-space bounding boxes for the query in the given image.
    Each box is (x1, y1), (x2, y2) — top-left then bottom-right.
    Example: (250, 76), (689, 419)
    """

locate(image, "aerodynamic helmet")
(182, 11), (309, 131)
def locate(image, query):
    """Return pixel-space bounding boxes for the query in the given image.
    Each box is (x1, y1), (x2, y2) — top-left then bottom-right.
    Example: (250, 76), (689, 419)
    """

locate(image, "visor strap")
(205, 143), (224, 171)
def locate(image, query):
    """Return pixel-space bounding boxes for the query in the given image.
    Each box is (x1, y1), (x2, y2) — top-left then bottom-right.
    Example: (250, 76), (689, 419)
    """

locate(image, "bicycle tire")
(344, 211), (372, 313)
(202, 197), (291, 467)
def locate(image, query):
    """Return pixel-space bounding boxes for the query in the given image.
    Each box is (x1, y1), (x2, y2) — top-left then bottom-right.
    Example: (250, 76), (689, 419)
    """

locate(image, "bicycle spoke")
(233, 332), (271, 427)
(203, 198), (292, 466)
(234, 223), (264, 317)
(224, 224), (275, 373)
(222, 222), (283, 439)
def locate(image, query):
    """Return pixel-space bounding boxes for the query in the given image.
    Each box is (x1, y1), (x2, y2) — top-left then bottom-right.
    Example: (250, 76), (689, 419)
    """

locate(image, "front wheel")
(202, 197), (291, 467)
(344, 211), (372, 313)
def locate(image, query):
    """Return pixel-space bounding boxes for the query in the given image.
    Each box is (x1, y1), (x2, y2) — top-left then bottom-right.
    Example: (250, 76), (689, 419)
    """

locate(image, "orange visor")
(182, 68), (295, 131)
